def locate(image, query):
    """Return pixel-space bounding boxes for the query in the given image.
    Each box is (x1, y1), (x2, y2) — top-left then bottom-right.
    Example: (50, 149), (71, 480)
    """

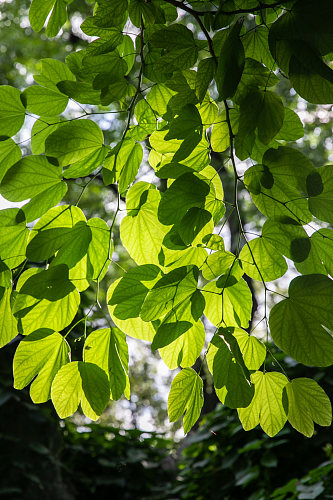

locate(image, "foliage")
(166, 358), (333, 500)
(0, 343), (174, 499)
(0, 0), (333, 436)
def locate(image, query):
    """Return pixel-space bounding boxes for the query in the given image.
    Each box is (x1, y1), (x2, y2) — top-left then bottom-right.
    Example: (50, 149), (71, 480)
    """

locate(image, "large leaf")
(107, 280), (156, 342)
(14, 268), (80, 335)
(269, 274), (333, 366)
(0, 155), (64, 207)
(108, 264), (160, 320)
(238, 371), (288, 437)
(120, 185), (171, 266)
(203, 278), (252, 329)
(233, 329), (266, 371)
(13, 328), (70, 403)
(284, 378), (332, 437)
(168, 368), (203, 434)
(239, 237), (287, 282)
(140, 266), (198, 322)
(22, 85), (68, 116)
(84, 328), (129, 401)
(45, 119), (104, 166)
(159, 320), (205, 370)
(51, 361), (110, 420)
(216, 20), (245, 100)
(158, 172), (210, 226)
(33, 58), (75, 92)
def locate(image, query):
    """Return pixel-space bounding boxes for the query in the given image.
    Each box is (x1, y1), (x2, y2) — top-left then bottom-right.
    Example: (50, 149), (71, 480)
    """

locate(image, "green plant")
(0, 0), (332, 437)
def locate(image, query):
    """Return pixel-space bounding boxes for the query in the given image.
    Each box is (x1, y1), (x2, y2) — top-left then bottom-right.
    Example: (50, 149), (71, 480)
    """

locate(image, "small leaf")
(168, 367), (203, 433)
(13, 329), (70, 403)
(84, 328), (129, 401)
(216, 20), (245, 100)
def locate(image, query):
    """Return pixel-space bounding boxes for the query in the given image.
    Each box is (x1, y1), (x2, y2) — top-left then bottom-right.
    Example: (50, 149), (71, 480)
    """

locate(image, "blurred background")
(0, 1), (332, 498)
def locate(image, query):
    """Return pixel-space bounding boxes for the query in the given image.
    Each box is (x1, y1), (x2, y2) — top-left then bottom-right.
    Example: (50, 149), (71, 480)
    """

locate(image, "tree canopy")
(0, 0), (333, 437)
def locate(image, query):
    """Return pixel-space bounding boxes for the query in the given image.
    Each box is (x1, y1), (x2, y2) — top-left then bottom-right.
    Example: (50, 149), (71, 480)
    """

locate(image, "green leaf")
(216, 20), (245, 100)
(233, 329), (266, 371)
(237, 89), (284, 148)
(238, 371), (288, 437)
(94, 0), (128, 28)
(110, 140), (143, 195)
(158, 173), (210, 226)
(262, 216), (310, 263)
(0, 155), (63, 202)
(244, 164), (312, 223)
(295, 229), (333, 276)
(269, 274), (333, 366)
(165, 104), (202, 141)
(168, 367), (203, 433)
(120, 185), (171, 266)
(202, 250), (243, 281)
(57, 80), (102, 105)
(45, 0), (67, 38)
(0, 287), (18, 348)
(239, 237), (287, 282)
(51, 361), (110, 420)
(13, 328), (70, 403)
(150, 24), (198, 72)
(0, 138), (22, 183)
(308, 165), (333, 224)
(289, 42), (333, 105)
(64, 147), (107, 179)
(140, 266), (198, 322)
(207, 332), (254, 409)
(0, 260), (11, 288)
(203, 278), (252, 329)
(31, 116), (60, 155)
(19, 264), (75, 301)
(14, 268), (80, 335)
(107, 280), (155, 342)
(26, 205), (87, 262)
(109, 264), (160, 320)
(242, 26), (276, 68)
(45, 119), (104, 166)
(0, 208), (29, 269)
(84, 328), (129, 401)
(0, 86), (26, 137)
(33, 58), (75, 92)
(196, 58), (216, 103)
(159, 320), (205, 370)
(284, 378), (332, 437)
(275, 108), (304, 141)
(29, 0), (56, 32)
(22, 85), (68, 116)
(179, 208), (212, 246)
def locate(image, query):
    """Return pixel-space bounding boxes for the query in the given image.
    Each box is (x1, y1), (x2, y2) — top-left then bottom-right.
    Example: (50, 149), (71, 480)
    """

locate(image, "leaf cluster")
(0, 0), (332, 437)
